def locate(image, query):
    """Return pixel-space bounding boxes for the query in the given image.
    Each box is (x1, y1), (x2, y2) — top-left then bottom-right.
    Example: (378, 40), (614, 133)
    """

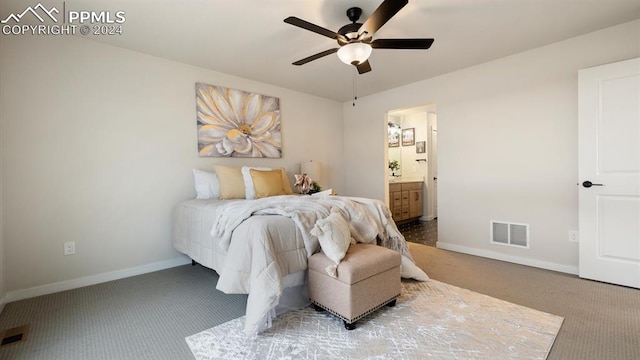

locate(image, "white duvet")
(210, 195), (429, 336)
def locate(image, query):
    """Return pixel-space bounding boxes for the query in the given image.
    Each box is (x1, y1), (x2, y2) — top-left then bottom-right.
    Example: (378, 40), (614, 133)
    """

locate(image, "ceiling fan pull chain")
(352, 69), (358, 106)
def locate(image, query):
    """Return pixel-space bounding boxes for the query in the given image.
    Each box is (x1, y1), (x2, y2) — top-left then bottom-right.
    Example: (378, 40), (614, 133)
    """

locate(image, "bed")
(172, 167), (428, 336)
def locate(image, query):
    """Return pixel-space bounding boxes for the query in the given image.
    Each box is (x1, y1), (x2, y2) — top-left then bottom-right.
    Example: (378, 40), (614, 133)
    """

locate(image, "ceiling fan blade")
(292, 48), (339, 65)
(371, 38), (434, 49)
(356, 60), (372, 74)
(359, 0), (408, 36)
(284, 17), (347, 42)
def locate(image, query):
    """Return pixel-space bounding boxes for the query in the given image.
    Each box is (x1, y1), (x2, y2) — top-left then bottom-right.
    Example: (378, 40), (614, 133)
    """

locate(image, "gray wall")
(0, 35), (344, 298)
(342, 20), (640, 273)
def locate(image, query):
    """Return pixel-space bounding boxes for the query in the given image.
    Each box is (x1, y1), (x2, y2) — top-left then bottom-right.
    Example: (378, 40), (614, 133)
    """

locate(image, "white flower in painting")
(196, 84), (281, 157)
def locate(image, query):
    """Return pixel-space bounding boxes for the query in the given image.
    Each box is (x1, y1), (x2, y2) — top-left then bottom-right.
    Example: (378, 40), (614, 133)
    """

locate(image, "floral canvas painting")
(196, 83), (282, 157)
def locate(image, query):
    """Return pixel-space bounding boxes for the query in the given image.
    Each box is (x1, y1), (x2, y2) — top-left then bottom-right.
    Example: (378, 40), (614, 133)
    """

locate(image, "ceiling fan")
(283, 0), (434, 74)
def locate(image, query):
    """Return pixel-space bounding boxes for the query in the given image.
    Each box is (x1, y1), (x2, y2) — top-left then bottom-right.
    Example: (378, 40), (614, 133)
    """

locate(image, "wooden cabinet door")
(409, 189), (423, 218)
(389, 182), (423, 222)
(391, 191), (402, 209)
(392, 206), (402, 220)
(401, 191), (409, 204)
(400, 191), (410, 220)
(389, 185), (402, 221)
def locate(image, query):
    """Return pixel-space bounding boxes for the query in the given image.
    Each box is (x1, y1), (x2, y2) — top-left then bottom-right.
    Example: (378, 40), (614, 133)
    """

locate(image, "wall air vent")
(491, 221), (529, 248)
(0, 325), (29, 347)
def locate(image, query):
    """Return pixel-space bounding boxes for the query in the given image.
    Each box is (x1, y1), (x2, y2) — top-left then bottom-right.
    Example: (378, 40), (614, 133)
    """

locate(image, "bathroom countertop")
(389, 178), (424, 184)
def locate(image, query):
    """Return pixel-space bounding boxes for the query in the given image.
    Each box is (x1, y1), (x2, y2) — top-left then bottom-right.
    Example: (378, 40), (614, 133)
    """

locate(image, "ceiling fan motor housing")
(346, 7), (362, 22)
(337, 23), (363, 44)
(338, 7), (371, 45)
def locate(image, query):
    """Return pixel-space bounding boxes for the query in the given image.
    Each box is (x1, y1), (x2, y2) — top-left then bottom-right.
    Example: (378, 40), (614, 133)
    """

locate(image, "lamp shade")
(337, 43), (372, 65)
(300, 160), (321, 184)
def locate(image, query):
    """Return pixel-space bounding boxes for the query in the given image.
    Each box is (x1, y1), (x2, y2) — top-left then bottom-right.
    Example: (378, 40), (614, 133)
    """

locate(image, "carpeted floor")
(1, 223), (639, 359)
(408, 244), (640, 360)
(0, 266), (248, 360)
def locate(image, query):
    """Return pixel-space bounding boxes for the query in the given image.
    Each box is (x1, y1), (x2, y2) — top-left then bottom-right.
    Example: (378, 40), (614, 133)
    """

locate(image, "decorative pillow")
(250, 168), (291, 198)
(241, 166), (271, 199)
(193, 169), (220, 199)
(242, 166), (293, 199)
(310, 209), (352, 277)
(279, 168), (294, 195)
(213, 165), (246, 199)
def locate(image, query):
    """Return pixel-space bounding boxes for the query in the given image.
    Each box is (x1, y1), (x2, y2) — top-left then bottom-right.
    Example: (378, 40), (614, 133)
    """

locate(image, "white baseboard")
(436, 242), (579, 275)
(5, 256), (191, 303)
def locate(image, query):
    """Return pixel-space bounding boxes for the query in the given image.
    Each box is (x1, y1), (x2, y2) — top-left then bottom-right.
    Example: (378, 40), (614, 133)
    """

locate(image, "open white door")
(578, 57), (640, 289)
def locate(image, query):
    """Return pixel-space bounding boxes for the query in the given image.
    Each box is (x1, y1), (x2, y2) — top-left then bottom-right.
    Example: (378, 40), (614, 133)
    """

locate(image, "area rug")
(186, 280), (563, 360)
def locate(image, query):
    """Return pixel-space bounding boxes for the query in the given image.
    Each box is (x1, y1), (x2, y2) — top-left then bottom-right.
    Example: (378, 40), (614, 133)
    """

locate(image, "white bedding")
(172, 195), (428, 337)
(172, 199), (307, 283)
(172, 199), (229, 271)
(173, 199), (309, 334)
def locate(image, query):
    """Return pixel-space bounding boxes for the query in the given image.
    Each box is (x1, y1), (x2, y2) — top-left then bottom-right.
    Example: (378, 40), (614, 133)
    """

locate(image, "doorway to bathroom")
(387, 104), (438, 246)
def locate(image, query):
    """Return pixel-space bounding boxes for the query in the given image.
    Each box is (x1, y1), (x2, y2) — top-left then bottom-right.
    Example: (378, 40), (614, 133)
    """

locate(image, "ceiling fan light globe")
(337, 43), (372, 66)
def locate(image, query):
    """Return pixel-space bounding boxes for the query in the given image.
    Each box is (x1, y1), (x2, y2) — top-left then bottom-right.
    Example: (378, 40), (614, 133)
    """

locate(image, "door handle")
(582, 181), (603, 188)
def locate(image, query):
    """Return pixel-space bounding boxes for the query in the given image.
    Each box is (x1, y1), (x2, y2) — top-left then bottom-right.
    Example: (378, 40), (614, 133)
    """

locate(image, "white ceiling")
(3, 0), (639, 101)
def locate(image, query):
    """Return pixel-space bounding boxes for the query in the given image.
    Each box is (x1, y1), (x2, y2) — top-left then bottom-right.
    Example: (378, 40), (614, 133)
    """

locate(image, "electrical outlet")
(568, 231), (579, 243)
(63, 241), (76, 255)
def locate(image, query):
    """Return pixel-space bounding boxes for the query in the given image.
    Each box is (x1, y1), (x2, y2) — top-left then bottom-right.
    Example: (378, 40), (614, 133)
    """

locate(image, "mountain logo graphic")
(1, 3), (59, 24)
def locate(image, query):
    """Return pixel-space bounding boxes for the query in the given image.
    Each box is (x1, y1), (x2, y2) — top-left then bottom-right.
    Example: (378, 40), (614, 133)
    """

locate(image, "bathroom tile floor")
(398, 219), (438, 247)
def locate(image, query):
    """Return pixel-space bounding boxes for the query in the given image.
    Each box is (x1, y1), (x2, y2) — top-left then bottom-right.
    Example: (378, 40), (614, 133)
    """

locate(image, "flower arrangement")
(389, 160), (400, 175)
(308, 181), (321, 195)
(294, 174), (321, 195)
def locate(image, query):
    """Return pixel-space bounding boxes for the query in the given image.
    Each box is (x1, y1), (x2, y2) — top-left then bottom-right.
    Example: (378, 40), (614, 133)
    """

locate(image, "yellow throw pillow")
(214, 165), (245, 199)
(250, 168), (290, 198)
(278, 168), (294, 195)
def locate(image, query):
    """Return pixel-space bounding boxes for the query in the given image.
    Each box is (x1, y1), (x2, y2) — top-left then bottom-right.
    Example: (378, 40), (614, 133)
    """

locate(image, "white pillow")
(310, 209), (352, 272)
(241, 166), (271, 199)
(193, 169), (220, 199)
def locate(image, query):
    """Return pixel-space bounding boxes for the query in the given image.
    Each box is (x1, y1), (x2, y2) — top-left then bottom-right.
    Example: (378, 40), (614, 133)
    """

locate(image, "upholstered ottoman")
(308, 243), (401, 330)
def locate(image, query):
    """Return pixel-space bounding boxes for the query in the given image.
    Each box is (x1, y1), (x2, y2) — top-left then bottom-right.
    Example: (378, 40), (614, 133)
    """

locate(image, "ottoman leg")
(313, 304), (325, 312)
(386, 299), (397, 307)
(344, 320), (356, 330)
